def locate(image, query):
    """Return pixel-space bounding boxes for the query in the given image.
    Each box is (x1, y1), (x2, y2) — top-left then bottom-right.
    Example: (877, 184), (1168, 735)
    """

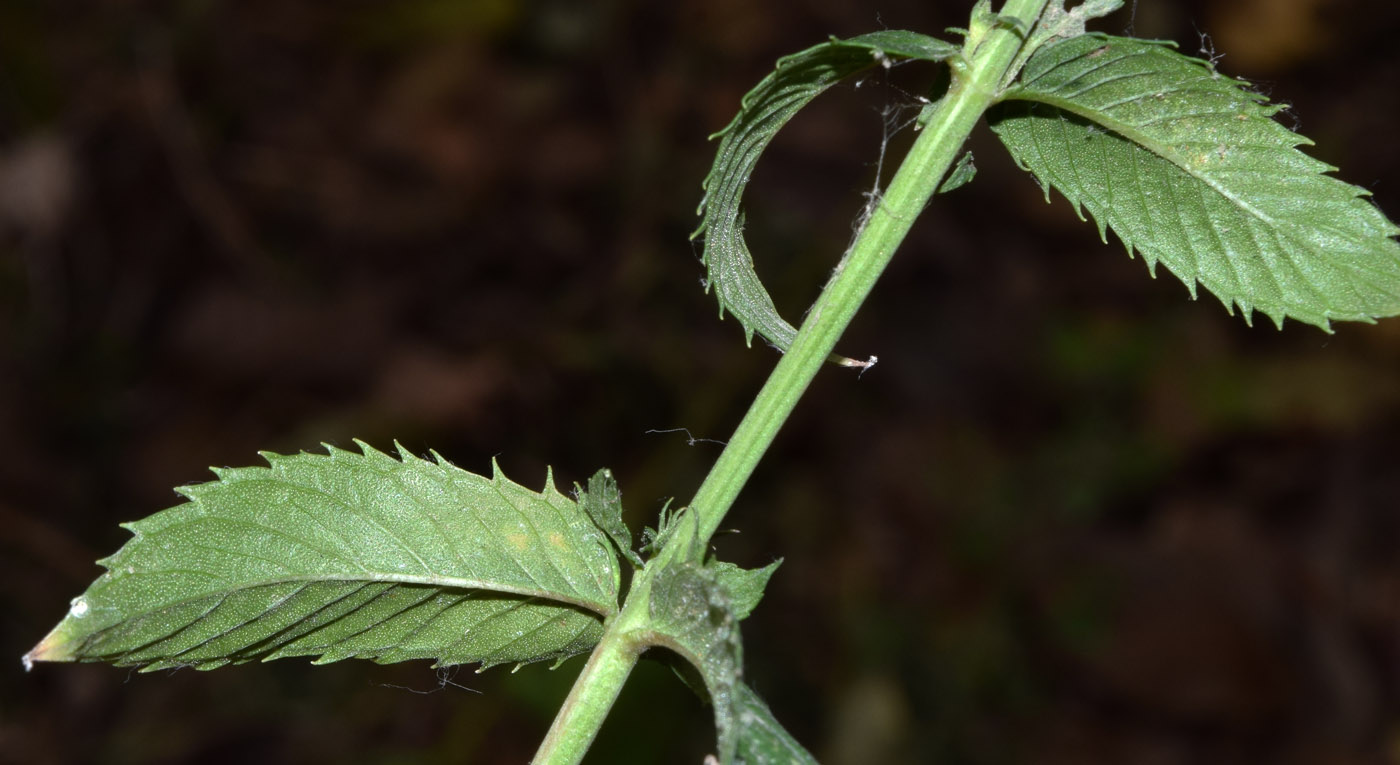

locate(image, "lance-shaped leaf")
(694, 31), (959, 353)
(25, 443), (620, 672)
(989, 34), (1400, 329)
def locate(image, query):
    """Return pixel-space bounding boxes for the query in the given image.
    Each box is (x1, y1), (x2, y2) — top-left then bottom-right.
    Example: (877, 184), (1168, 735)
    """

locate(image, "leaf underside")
(694, 30), (958, 352)
(990, 34), (1400, 329)
(26, 443), (620, 672)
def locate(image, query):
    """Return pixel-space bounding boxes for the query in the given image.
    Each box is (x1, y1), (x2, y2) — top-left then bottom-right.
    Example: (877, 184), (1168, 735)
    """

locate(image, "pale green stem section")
(530, 607), (645, 765)
(532, 1), (1049, 761)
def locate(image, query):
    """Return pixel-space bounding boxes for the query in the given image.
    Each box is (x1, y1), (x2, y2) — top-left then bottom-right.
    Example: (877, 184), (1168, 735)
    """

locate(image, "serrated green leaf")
(694, 31), (959, 353)
(25, 442), (620, 672)
(734, 683), (820, 765)
(989, 34), (1400, 329)
(646, 560), (746, 764)
(579, 468), (643, 568)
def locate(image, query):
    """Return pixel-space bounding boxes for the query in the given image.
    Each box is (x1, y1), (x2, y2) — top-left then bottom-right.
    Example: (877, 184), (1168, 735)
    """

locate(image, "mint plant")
(26, 1), (1400, 763)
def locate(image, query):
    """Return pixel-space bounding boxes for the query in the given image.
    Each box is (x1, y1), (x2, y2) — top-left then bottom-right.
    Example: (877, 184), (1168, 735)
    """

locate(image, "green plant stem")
(532, 2), (1050, 760)
(674, 0), (1050, 556)
(531, 608), (645, 765)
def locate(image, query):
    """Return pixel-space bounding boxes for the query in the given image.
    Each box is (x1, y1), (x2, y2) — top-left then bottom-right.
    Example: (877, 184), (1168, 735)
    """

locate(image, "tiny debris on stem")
(839, 354), (879, 375)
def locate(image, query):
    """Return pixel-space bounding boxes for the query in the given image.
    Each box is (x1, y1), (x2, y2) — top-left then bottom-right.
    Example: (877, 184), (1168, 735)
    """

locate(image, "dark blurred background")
(4, 0), (1400, 763)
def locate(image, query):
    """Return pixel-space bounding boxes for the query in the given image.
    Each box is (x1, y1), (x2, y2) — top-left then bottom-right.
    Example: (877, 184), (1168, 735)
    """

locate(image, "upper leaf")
(989, 34), (1400, 329)
(694, 31), (959, 353)
(26, 443), (620, 672)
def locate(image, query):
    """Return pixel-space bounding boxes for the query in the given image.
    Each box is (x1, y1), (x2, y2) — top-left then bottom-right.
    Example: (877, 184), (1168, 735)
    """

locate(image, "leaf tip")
(24, 624), (75, 667)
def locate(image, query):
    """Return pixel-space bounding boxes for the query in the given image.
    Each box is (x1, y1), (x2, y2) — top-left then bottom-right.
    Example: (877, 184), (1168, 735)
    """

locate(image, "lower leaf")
(25, 442), (622, 672)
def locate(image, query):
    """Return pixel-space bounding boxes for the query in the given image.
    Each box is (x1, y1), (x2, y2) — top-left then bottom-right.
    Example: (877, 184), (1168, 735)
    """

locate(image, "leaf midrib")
(109, 571), (617, 617)
(996, 88), (1285, 234)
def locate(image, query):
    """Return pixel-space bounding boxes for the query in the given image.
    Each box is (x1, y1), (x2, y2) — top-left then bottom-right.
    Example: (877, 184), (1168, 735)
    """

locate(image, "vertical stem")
(532, 1), (1052, 759)
(531, 621), (643, 765)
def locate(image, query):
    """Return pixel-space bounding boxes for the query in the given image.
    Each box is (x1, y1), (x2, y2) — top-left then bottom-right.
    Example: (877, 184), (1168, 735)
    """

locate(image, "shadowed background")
(4, 0), (1400, 762)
